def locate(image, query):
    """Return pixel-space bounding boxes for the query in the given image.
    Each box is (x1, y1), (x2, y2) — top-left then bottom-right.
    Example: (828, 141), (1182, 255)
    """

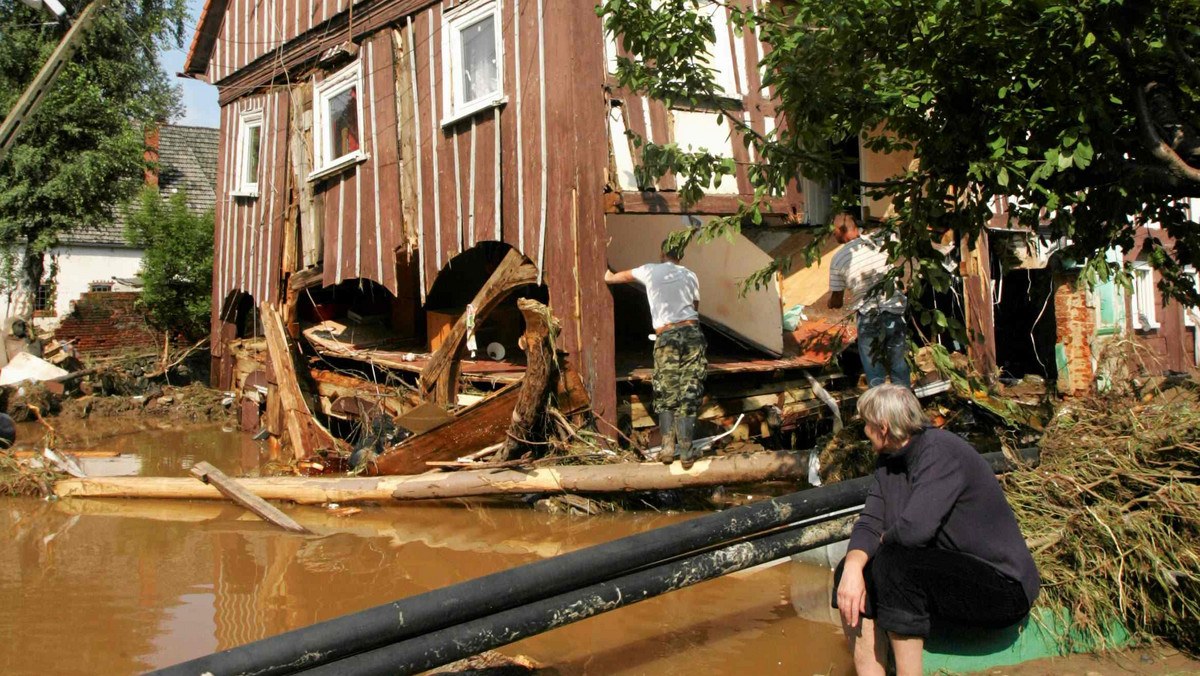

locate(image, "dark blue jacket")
(848, 426), (1041, 605)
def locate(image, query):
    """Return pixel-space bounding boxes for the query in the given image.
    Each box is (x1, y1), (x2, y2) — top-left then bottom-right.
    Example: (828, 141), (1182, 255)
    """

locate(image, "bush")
(123, 186), (213, 340)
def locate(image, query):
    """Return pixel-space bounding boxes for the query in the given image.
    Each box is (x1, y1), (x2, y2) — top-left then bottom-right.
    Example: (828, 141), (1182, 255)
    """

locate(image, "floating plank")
(189, 461), (310, 533)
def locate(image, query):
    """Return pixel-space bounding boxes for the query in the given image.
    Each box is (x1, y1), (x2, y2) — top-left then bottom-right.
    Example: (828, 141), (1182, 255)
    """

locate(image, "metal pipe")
(300, 514), (861, 676)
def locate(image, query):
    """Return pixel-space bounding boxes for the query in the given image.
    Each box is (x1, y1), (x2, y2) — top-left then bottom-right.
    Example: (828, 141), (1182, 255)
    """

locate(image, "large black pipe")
(150, 447), (1037, 676)
(300, 514), (861, 676)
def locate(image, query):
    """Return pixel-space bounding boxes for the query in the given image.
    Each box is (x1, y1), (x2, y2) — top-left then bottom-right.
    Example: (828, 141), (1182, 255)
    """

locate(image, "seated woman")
(833, 384), (1040, 676)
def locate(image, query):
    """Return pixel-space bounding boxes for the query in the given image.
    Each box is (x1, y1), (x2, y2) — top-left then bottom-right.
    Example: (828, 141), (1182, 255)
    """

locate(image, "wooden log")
(370, 384), (522, 475)
(54, 450), (809, 504)
(499, 299), (559, 461)
(57, 475), (404, 504)
(390, 451), (809, 500)
(189, 461), (310, 533)
(419, 249), (538, 404)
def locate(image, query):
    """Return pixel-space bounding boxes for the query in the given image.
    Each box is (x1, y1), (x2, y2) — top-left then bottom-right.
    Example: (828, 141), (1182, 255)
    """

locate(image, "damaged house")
(184, 0), (959, 465)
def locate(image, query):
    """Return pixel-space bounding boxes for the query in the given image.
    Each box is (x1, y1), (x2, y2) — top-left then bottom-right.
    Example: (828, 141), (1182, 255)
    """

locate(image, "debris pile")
(1003, 386), (1200, 653)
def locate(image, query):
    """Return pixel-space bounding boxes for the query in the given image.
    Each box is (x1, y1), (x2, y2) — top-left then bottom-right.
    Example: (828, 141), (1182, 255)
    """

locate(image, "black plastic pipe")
(149, 447), (1037, 676)
(299, 514), (861, 676)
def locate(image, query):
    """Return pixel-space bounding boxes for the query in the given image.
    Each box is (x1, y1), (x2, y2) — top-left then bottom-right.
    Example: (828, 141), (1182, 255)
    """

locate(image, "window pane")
(460, 15), (497, 103)
(329, 86), (360, 160)
(244, 124), (260, 185)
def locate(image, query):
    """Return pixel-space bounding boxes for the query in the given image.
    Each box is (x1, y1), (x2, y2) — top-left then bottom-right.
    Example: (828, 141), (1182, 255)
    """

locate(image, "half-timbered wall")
(211, 88), (290, 352)
(203, 0), (620, 419)
(602, 0), (805, 215)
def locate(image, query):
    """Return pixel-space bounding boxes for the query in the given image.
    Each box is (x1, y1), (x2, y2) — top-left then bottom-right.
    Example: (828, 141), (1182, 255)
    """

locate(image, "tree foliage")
(598, 0), (1200, 319)
(0, 0), (186, 314)
(123, 185), (213, 340)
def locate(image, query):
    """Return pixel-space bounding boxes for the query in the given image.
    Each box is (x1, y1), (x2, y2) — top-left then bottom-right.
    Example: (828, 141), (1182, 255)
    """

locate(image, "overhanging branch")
(1135, 83), (1200, 184)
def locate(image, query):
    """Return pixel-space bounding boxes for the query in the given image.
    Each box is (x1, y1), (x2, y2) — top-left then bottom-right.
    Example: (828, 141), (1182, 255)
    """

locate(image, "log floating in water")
(54, 451), (810, 504)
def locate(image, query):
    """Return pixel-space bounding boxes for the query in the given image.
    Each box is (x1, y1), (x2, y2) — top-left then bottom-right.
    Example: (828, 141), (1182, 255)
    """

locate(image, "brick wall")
(54, 292), (159, 354)
(1053, 270), (1096, 396)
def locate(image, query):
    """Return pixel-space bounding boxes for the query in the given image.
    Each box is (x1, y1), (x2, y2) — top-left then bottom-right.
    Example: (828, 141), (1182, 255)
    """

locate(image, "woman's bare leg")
(842, 617), (888, 676)
(888, 632), (924, 676)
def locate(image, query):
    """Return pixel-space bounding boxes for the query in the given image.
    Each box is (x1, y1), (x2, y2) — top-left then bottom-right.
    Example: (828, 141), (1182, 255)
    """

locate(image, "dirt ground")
(972, 648), (1200, 676)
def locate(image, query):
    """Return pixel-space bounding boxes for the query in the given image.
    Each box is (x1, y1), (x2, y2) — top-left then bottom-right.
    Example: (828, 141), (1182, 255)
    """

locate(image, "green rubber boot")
(658, 410), (677, 464)
(677, 416), (699, 470)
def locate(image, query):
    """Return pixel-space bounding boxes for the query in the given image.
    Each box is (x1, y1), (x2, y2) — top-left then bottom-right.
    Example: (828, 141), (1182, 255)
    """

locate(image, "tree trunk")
(498, 299), (559, 461)
(55, 451), (812, 504)
(390, 451), (810, 500)
(12, 247), (43, 322)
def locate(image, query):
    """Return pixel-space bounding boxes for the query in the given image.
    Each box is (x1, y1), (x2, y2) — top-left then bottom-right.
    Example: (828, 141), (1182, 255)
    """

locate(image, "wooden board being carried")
(369, 383), (522, 476)
(606, 214), (784, 355)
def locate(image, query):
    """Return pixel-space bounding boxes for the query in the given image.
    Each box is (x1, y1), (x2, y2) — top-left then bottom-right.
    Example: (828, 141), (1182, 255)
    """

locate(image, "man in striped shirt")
(827, 214), (911, 387)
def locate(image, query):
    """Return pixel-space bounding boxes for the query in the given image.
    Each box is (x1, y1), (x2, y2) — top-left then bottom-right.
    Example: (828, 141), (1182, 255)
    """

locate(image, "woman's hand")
(837, 550), (870, 629)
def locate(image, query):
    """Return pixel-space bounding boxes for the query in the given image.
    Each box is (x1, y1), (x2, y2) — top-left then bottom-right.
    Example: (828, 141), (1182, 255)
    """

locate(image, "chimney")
(144, 125), (160, 187)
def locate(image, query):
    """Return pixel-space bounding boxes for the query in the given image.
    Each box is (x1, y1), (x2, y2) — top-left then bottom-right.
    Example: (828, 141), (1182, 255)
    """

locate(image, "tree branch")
(1135, 82), (1200, 184)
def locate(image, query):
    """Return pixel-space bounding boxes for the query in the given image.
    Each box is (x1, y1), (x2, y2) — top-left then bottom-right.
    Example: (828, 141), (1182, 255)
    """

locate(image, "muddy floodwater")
(0, 424), (852, 676)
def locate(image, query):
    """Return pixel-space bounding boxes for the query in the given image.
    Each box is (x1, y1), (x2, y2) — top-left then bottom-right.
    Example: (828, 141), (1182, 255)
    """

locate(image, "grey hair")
(857, 384), (928, 441)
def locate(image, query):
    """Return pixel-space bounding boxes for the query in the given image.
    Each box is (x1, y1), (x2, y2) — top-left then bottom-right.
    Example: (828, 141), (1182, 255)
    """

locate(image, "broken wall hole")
(992, 266), (1058, 381)
(299, 277), (421, 353)
(219, 290), (259, 340)
(424, 242), (548, 362)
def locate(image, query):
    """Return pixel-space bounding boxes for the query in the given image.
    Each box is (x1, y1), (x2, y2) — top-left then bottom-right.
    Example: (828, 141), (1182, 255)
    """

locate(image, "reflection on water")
(0, 426), (852, 676)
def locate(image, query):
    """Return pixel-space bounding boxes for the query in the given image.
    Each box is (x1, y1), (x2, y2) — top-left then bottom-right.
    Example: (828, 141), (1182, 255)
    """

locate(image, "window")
(89, 282), (112, 293)
(1130, 262), (1160, 331)
(234, 109), (263, 196)
(33, 281), (54, 315)
(311, 61), (366, 179)
(443, 0), (504, 125)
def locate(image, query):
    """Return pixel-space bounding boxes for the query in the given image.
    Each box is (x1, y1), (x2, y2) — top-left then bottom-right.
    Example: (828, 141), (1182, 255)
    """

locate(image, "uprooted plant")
(1004, 391), (1200, 653)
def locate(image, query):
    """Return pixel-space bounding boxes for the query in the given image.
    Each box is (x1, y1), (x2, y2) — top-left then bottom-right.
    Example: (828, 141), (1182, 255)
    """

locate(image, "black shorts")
(832, 544), (1030, 637)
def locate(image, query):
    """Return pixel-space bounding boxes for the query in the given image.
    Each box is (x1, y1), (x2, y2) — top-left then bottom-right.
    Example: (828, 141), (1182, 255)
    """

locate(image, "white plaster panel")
(671, 110), (738, 194)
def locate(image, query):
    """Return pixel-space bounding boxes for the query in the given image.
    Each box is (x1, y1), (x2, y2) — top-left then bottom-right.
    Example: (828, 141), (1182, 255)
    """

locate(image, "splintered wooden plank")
(370, 384), (522, 476)
(190, 461), (310, 533)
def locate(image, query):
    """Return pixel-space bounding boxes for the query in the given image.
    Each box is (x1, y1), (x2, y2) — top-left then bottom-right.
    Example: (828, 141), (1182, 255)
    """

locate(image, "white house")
(1, 124), (219, 330)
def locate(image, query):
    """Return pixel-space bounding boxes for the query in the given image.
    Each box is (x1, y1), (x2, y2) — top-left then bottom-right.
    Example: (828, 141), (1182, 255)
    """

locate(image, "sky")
(162, 0), (220, 128)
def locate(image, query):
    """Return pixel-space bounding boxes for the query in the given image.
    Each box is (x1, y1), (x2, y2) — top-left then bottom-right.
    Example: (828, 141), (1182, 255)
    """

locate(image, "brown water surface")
(0, 425), (851, 676)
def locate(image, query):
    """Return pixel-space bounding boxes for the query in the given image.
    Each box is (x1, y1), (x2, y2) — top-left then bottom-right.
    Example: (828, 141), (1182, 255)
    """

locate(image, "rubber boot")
(658, 410), (677, 464)
(677, 416), (698, 470)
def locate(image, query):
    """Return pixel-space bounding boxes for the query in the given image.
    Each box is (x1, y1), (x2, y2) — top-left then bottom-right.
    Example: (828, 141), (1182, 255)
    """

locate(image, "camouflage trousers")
(653, 323), (708, 417)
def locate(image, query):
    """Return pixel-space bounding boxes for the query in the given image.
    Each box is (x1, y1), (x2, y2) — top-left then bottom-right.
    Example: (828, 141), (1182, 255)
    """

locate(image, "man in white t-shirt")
(606, 239), (708, 468)
(827, 213), (911, 387)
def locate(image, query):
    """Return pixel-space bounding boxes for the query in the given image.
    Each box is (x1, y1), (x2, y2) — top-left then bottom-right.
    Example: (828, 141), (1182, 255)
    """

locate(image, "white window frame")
(1130, 261), (1160, 331)
(441, 0), (506, 127)
(233, 109), (263, 197)
(310, 61), (367, 180)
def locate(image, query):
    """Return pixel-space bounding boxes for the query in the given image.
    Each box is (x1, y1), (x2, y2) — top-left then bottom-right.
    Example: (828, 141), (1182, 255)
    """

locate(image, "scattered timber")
(55, 450), (809, 504)
(369, 383), (521, 475)
(498, 299), (558, 461)
(189, 461), (310, 534)
(261, 304), (345, 459)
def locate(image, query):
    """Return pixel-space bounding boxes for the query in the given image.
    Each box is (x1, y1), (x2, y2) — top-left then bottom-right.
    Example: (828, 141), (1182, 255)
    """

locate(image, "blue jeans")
(857, 310), (911, 387)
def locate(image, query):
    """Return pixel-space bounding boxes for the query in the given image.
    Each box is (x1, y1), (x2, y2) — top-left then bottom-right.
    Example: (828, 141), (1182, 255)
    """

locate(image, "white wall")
(0, 245), (145, 330)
